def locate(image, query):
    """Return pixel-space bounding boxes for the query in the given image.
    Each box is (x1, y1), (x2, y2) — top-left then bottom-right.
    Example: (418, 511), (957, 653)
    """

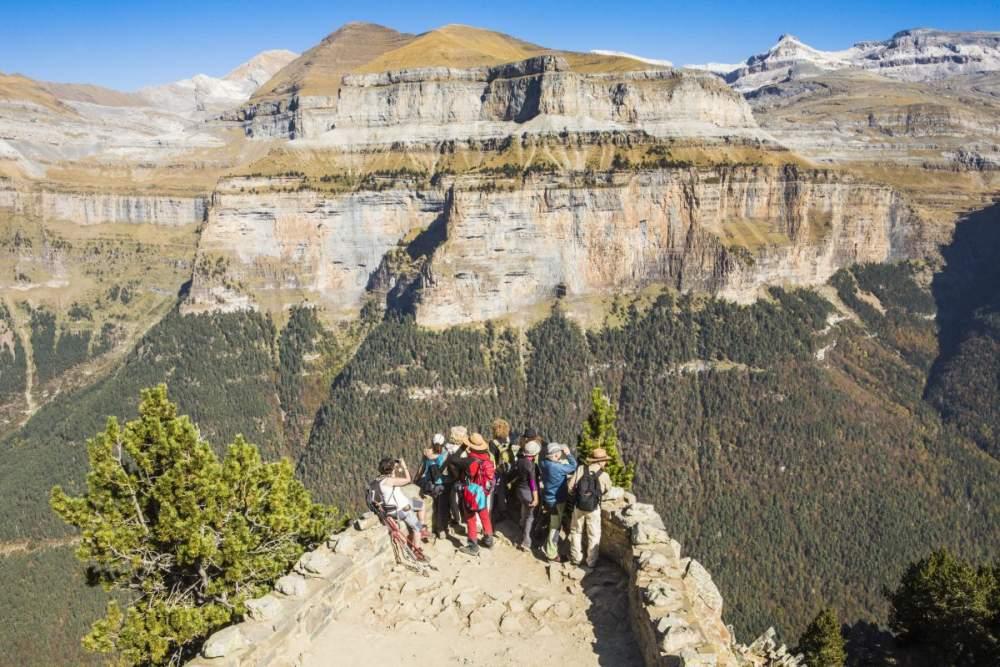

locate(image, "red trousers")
(465, 507), (493, 542)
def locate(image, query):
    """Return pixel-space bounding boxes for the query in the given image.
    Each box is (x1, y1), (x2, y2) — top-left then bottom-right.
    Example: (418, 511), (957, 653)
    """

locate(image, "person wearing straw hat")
(451, 432), (496, 556)
(567, 447), (613, 570)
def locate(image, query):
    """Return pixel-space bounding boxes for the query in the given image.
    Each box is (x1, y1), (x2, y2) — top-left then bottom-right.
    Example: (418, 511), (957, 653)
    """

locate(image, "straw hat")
(449, 425), (469, 446)
(524, 440), (541, 457)
(468, 433), (489, 451)
(587, 447), (612, 464)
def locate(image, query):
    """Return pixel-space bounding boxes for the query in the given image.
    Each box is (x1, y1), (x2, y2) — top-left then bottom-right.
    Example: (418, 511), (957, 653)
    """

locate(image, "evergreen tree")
(796, 608), (846, 666)
(577, 386), (634, 489)
(887, 549), (1000, 665)
(50, 385), (336, 666)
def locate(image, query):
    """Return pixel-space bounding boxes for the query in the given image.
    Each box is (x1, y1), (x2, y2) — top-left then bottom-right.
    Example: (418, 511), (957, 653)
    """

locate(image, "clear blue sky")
(2, 0), (998, 90)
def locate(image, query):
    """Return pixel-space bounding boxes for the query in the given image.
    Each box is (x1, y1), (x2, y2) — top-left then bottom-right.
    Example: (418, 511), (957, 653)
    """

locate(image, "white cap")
(432, 433), (446, 446)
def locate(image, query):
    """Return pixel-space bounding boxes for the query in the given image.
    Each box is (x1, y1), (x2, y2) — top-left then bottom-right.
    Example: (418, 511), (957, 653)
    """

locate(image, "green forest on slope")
(1, 234), (999, 666)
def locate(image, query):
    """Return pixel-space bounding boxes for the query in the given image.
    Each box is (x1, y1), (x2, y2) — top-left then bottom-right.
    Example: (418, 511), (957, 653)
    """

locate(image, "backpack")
(365, 478), (387, 514)
(459, 454), (495, 512)
(469, 456), (495, 492)
(574, 466), (602, 512)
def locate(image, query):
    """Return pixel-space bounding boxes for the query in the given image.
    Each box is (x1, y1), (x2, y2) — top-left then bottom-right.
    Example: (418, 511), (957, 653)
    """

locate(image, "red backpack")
(468, 453), (495, 492)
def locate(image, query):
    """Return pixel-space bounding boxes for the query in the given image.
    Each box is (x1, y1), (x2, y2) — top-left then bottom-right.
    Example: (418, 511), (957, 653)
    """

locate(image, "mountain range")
(0, 20), (998, 667)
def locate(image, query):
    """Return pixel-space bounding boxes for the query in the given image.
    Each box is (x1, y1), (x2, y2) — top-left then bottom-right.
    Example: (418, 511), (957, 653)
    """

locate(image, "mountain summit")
(716, 28), (1000, 91)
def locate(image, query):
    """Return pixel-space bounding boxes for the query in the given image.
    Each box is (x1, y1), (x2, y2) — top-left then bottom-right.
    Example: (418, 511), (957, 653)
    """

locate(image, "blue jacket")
(539, 452), (577, 506)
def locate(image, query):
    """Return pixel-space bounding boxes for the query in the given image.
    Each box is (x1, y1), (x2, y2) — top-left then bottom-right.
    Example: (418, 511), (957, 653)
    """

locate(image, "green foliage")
(797, 608), (846, 667)
(28, 305), (92, 384)
(277, 305), (325, 450)
(0, 301), (27, 401)
(578, 386), (633, 489)
(0, 546), (106, 666)
(886, 549), (1000, 665)
(50, 385), (335, 666)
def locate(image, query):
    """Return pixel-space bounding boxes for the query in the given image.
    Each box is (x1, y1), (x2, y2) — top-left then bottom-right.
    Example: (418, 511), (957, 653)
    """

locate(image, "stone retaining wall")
(187, 513), (390, 667)
(599, 487), (802, 667)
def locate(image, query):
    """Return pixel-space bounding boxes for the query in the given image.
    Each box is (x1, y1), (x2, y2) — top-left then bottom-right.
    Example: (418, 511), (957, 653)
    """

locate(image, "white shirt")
(379, 478), (410, 510)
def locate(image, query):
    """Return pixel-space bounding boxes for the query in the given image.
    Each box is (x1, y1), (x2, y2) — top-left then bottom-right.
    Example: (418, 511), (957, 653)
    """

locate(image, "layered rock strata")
(187, 166), (927, 325)
(235, 55), (758, 143)
(0, 180), (207, 226)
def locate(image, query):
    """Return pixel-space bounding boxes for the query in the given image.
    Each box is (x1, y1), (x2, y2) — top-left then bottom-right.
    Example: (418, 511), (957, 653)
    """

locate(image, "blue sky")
(2, 0), (998, 90)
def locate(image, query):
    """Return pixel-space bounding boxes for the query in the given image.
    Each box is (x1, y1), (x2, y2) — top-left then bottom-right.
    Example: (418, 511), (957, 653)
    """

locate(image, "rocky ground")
(301, 519), (643, 666)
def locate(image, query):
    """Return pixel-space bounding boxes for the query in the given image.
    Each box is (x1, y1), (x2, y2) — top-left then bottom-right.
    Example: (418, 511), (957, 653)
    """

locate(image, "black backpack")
(365, 477), (393, 514)
(574, 466), (602, 512)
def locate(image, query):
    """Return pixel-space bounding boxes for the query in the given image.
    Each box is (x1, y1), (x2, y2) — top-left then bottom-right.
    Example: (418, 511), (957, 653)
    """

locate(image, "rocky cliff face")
(187, 165), (927, 325)
(237, 55), (756, 143)
(0, 180), (207, 226)
(412, 167), (923, 325)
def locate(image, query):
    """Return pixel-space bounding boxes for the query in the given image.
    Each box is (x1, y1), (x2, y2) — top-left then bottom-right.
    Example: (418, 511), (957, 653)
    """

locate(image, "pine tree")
(50, 385), (337, 666)
(796, 608), (846, 667)
(577, 386), (634, 489)
(887, 549), (1000, 665)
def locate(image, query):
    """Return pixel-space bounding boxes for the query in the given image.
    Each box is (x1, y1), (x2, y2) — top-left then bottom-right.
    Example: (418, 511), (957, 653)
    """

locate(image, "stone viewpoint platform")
(188, 487), (801, 667)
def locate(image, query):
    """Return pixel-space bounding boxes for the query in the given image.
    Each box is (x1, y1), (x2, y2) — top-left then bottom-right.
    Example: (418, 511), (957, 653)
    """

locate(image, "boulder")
(275, 573), (308, 597)
(296, 550), (332, 577)
(201, 626), (248, 659)
(245, 594), (285, 621)
(353, 512), (380, 531)
(684, 559), (724, 611)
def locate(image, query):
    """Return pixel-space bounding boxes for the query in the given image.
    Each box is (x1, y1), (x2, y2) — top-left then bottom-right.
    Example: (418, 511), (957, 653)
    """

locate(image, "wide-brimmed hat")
(587, 447), (612, 464)
(449, 425), (469, 446)
(468, 433), (489, 451)
(524, 440), (541, 457)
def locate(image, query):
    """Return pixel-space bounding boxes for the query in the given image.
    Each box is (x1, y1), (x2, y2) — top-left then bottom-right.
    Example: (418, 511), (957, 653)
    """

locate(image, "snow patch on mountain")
(590, 50), (672, 67)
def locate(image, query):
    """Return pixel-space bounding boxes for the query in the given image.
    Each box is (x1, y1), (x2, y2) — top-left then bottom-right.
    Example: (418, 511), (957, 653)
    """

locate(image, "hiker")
(445, 426), (469, 527)
(451, 432), (496, 555)
(488, 418), (514, 522)
(417, 433), (451, 539)
(376, 456), (430, 542)
(538, 442), (577, 561)
(513, 439), (541, 550)
(567, 447), (613, 569)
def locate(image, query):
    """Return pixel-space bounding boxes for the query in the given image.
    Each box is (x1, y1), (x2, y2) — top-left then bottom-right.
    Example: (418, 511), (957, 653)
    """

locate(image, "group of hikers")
(373, 419), (613, 568)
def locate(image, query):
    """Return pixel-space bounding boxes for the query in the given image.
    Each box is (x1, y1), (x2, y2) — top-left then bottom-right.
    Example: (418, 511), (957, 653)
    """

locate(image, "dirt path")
(301, 520), (642, 666)
(0, 536), (78, 556)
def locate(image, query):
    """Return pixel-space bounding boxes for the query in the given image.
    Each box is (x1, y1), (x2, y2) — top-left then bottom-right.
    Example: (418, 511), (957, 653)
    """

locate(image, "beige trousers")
(569, 506), (602, 566)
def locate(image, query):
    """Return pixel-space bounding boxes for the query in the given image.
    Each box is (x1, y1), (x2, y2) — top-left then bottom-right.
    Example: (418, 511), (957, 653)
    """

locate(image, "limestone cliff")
(186, 164), (927, 326)
(233, 52), (756, 143)
(0, 180), (207, 226)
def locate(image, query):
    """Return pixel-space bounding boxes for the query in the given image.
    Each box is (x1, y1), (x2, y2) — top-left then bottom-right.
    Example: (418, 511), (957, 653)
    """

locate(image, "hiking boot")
(458, 542), (480, 556)
(436, 530), (447, 541)
(481, 534), (495, 549)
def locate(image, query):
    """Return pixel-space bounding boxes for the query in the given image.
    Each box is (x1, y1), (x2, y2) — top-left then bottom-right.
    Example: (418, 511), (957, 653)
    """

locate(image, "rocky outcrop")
(189, 488), (799, 667)
(0, 181), (207, 226)
(187, 165), (928, 322)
